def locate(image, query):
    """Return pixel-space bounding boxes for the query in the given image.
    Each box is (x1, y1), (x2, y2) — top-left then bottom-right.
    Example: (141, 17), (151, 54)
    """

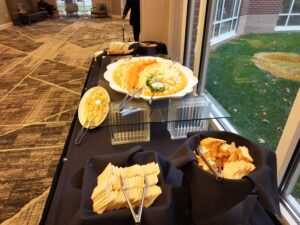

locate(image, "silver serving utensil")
(120, 175), (147, 224)
(120, 107), (142, 117)
(75, 116), (96, 145)
(119, 86), (143, 112)
(196, 145), (222, 181)
(75, 100), (101, 145)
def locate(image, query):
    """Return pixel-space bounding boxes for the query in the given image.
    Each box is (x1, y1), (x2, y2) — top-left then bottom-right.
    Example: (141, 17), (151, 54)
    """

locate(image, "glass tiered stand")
(99, 93), (229, 145)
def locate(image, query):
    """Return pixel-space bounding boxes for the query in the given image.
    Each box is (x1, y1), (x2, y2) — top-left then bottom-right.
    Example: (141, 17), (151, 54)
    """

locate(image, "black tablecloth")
(41, 57), (282, 225)
(40, 56), (187, 225)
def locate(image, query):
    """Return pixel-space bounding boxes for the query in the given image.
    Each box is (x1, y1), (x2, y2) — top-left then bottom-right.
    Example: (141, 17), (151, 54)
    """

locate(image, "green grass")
(206, 32), (300, 199)
(207, 32), (300, 150)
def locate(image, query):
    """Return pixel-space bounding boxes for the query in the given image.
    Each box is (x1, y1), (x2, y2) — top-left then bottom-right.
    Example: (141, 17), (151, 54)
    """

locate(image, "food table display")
(40, 53), (281, 225)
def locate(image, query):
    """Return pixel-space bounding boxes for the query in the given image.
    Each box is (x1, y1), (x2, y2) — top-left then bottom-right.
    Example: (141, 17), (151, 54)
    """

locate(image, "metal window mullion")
(230, 19), (235, 31)
(232, 0), (238, 16)
(286, 0), (296, 26)
(285, 161), (300, 195)
(214, 0), (220, 22)
(280, 139), (300, 223)
(213, 17), (237, 25)
(212, 24), (216, 38)
(219, 0), (226, 36)
(230, 0), (238, 31)
(220, 0), (226, 20)
(212, 0), (220, 38)
(280, 139), (300, 195)
(234, 0), (242, 32)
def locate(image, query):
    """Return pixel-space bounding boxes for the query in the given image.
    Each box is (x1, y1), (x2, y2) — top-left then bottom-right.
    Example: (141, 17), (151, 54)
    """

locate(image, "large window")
(186, 0), (300, 222)
(198, 0), (300, 153)
(56, 0), (92, 16)
(276, 0), (300, 31)
(282, 161), (300, 222)
(182, 0), (300, 219)
(211, 0), (242, 45)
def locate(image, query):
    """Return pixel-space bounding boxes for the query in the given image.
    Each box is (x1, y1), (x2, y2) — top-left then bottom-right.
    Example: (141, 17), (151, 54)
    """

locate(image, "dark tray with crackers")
(69, 146), (189, 225)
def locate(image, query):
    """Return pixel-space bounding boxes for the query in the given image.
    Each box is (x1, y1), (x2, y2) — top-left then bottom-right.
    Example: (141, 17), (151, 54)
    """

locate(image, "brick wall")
(240, 0), (283, 16)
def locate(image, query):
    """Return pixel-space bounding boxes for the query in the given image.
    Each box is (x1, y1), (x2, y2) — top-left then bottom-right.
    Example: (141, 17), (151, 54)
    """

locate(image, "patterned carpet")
(0, 18), (133, 224)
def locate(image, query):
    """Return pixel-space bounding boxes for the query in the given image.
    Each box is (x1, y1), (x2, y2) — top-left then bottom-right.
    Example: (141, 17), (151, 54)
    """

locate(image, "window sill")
(275, 26), (300, 31)
(280, 201), (300, 225)
(210, 32), (236, 46)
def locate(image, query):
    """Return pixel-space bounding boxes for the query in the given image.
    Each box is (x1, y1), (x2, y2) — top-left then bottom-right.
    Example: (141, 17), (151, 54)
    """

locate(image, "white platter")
(103, 56), (198, 100)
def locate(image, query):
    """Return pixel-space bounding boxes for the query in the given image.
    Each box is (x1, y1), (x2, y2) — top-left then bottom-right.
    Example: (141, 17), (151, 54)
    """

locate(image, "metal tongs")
(119, 86), (143, 115)
(196, 145), (222, 181)
(120, 175), (147, 224)
(75, 99), (101, 145)
(75, 117), (96, 145)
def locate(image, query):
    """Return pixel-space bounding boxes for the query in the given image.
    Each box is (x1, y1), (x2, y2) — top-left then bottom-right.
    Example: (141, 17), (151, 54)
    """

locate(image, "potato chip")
(238, 146), (254, 162)
(195, 137), (256, 180)
(200, 137), (226, 147)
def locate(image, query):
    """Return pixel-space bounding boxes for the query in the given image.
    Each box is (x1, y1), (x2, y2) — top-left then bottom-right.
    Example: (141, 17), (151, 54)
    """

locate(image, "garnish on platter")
(146, 74), (165, 104)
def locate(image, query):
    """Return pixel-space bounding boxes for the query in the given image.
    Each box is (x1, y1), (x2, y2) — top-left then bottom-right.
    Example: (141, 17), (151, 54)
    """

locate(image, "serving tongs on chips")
(120, 175), (147, 224)
(196, 145), (222, 181)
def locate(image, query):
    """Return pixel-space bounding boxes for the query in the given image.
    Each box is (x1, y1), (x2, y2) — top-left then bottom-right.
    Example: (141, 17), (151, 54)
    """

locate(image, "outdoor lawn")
(207, 32), (300, 149)
(206, 32), (300, 200)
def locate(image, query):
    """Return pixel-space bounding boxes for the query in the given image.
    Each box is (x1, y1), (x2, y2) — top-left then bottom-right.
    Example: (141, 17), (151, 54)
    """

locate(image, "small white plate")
(78, 86), (110, 129)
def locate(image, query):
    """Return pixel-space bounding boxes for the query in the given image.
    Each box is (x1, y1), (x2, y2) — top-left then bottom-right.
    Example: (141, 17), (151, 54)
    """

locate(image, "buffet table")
(40, 55), (280, 225)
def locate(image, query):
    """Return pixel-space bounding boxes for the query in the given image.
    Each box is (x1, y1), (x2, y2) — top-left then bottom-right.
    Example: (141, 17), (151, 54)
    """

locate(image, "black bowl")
(137, 41), (168, 56)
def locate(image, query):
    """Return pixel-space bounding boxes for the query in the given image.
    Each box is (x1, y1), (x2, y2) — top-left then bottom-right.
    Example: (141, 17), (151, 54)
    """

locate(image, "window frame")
(210, 0), (242, 45)
(186, 0), (300, 223)
(279, 140), (300, 224)
(276, 89), (300, 224)
(275, 0), (300, 31)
